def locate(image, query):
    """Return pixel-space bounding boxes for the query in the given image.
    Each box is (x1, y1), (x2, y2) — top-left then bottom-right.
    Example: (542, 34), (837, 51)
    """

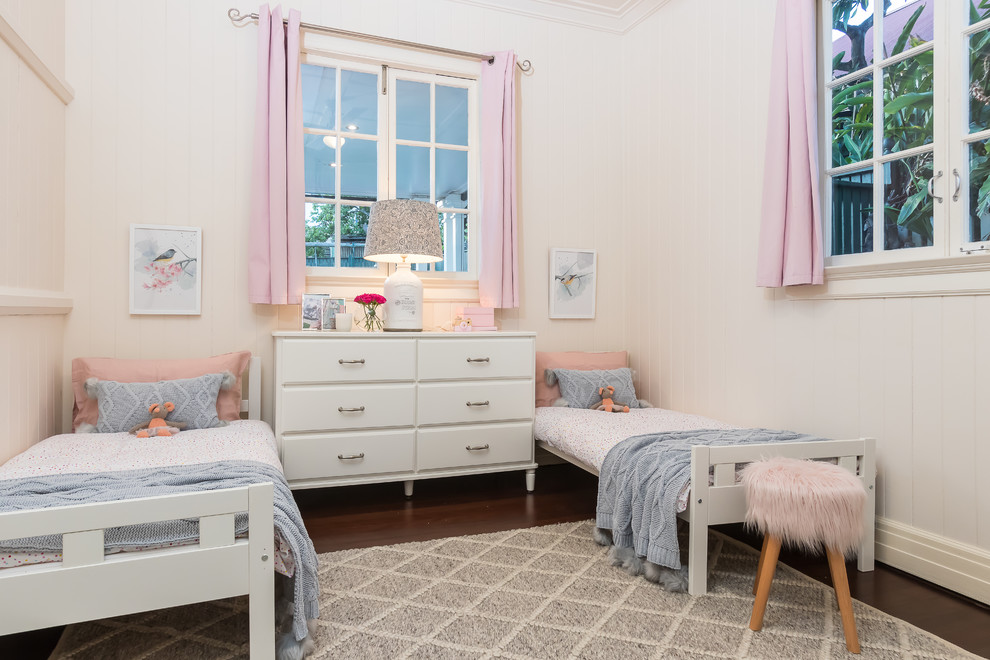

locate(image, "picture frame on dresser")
(273, 331), (538, 496)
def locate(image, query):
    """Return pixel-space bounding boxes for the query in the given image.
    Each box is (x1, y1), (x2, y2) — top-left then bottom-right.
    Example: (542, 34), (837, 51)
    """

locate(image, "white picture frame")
(549, 248), (597, 319)
(129, 224), (202, 315)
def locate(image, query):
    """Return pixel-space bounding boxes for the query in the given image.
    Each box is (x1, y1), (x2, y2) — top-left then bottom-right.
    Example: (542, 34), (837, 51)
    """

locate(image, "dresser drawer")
(279, 338), (416, 383)
(418, 338), (533, 381)
(417, 422), (533, 471)
(418, 380), (533, 426)
(282, 429), (414, 481)
(280, 384), (415, 432)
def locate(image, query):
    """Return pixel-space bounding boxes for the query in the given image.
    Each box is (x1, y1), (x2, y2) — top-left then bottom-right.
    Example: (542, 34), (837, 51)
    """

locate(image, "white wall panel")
(624, 0), (990, 551)
(0, 0), (66, 462)
(63, 0), (628, 428)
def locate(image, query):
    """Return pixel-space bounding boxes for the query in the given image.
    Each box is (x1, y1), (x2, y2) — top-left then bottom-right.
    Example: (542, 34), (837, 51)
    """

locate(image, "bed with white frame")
(0, 357), (277, 660)
(537, 424), (876, 596)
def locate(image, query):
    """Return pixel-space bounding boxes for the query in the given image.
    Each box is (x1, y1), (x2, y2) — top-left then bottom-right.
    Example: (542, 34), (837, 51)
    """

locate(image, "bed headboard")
(239, 356), (261, 420)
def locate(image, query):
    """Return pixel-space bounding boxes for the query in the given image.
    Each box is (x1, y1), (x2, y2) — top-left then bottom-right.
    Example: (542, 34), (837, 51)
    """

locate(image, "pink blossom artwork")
(129, 224), (202, 315)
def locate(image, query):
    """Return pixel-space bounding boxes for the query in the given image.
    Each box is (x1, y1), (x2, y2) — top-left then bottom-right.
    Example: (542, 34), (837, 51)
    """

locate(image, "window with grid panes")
(823, 0), (990, 269)
(301, 54), (478, 277)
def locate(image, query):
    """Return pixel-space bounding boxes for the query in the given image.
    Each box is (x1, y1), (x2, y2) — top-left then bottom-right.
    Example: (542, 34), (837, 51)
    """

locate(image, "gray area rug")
(50, 520), (979, 659)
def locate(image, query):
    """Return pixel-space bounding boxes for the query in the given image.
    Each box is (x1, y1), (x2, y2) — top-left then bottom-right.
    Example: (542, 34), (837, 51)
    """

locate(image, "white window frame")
(789, 0), (990, 300)
(300, 36), (482, 297)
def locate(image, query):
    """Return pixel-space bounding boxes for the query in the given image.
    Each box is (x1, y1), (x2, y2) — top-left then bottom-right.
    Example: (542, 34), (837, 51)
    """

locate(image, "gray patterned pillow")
(552, 368), (641, 410)
(86, 373), (232, 433)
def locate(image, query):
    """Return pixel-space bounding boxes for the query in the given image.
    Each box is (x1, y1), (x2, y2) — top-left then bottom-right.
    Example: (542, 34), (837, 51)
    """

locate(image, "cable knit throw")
(597, 428), (821, 569)
(0, 460), (319, 642)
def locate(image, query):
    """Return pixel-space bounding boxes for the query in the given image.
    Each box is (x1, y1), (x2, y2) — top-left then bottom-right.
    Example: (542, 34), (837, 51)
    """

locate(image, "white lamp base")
(383, 263), (423, 331)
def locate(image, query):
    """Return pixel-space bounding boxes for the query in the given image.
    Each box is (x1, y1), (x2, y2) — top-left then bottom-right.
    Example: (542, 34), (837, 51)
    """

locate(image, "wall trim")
(0, 288), (74, 316)
(875, 517), (990, 606)
(0, 9), (73, 104)
(446, 0), (671, 34)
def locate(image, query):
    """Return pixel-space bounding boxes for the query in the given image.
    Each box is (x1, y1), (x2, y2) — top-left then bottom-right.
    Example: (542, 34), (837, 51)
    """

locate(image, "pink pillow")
(535, 351), (628, 407)
(71, 351), (252, 431)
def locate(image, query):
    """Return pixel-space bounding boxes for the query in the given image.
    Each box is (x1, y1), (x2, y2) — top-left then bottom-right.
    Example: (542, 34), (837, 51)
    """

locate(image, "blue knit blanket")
(596, 428), (820, 569)
(0, 460), (318, 641)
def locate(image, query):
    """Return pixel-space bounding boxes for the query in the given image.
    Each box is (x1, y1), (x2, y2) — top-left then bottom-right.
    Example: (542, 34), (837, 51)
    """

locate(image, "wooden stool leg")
(826, 547), (860, 654)
(749, 535), (781, 632)
(753, 535), (770, 596)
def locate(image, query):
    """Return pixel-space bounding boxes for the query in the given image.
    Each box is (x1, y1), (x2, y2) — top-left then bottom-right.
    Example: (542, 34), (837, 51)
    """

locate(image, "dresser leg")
(525, 469), (536, 493)
(403, 480), (414, 498)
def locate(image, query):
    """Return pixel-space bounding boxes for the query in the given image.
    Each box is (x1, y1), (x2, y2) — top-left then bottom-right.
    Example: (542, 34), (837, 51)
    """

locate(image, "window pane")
(304, 134), (335, 198)
(435, 212), (468, 273)
(882, 52), (933, 155)
(970, 28), (990, 133)
(302, 64), (335, 130)
(831, 167), (873, 255)
(341, 70), (377, 136)
(305, 202), (335, 267)
(832, 75), (873, 167)
(340, 205), (376, 268)
(340, 138), (377, 202)
(436, 149), (468, 209)
(436, 85), (468, 146)
(396, 80), (431, 142)
(968, 140), (990, 242)
(832, 0), (874, 79)
(972, 0), (990, 25)
(397, 145), (430, 201)
(882, 1), (933, 59)
(883, 153), (933, 250)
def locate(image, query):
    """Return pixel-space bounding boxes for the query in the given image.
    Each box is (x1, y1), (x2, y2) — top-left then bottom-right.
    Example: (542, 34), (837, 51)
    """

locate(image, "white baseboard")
(875, 517), (990, 605)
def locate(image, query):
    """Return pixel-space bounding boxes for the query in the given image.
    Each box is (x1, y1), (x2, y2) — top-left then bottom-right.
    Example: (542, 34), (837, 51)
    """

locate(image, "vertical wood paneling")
(624, 0), (990, 551)
(63, 0), (627, 428)
(0, 1), (66, 461)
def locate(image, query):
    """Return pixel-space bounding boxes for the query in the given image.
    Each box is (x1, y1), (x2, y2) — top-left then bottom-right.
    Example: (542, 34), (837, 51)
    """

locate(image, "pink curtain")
(479, 51), (519, 309)
(756, 0), (823, 287)
(248, 4), (305, 304)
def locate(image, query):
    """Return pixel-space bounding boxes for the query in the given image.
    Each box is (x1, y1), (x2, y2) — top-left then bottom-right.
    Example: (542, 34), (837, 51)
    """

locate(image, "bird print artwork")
(550, 249), (597, 319)
(131, 225), (201, 314)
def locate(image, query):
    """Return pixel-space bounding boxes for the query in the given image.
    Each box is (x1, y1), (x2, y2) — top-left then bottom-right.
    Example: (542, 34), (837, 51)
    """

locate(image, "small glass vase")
(360, 305), (383, 332)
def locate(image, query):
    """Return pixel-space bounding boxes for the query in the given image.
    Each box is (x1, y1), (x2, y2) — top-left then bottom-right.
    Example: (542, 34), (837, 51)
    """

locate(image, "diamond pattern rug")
(49, 521), (979, 659)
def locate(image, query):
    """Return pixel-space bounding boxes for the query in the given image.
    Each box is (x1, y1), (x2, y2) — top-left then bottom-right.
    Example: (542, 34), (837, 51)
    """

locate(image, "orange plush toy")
(129, 402), (186, 438)
(590, 385), (630, 413)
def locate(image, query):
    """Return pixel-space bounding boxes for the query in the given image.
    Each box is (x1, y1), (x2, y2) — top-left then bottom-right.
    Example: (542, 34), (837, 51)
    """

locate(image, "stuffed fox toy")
(129, 402), (186, 437)
(590, 385), (629, 413)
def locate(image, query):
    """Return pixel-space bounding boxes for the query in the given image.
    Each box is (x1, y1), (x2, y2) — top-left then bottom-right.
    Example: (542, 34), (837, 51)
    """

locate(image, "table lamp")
(363, 199), (443, 331)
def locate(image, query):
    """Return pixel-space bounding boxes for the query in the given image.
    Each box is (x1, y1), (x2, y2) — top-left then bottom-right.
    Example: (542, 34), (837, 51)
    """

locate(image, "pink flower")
(354, 293), (386, 306)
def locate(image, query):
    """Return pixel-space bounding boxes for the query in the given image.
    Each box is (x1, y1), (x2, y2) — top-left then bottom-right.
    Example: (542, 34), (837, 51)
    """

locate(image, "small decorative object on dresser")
(335, 312), (354, 332)
(354, 293), (386, 332)
(273, 331), (538, 496)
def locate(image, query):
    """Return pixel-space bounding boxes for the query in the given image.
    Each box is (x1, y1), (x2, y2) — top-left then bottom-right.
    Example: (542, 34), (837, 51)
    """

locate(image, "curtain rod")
(227, 8), (532, 72)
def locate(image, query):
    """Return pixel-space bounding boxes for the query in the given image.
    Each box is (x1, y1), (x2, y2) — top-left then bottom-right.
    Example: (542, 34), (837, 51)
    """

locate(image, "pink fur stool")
(741, 456), (867, 654)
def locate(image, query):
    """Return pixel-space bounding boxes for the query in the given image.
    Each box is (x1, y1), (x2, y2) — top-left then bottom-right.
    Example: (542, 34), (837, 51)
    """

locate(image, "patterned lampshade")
(364, 199), (443, 264)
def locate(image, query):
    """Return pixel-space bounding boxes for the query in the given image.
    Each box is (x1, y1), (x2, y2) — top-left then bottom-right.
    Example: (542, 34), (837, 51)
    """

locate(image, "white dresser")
(273, 331), (537, 495)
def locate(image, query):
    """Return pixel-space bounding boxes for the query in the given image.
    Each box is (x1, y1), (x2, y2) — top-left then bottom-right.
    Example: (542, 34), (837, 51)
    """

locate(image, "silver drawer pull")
(337, 406), (366, 413)
(466, 357), (490, 363)
(465, 444), (490, 451)
(466, 400), (490, 407)
(338, 453), (365, 460)
(338, 359), (366, 364)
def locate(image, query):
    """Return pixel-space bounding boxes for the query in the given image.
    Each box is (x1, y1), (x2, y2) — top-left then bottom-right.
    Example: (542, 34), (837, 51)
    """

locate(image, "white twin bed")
(535, 406), (877, 595)
(0, 357), (284, 659)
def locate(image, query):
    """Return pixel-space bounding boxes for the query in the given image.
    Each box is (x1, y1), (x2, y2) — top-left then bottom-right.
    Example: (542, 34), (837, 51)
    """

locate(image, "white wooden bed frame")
(538, 434), (876, 596)
(0, 357), (277, 659)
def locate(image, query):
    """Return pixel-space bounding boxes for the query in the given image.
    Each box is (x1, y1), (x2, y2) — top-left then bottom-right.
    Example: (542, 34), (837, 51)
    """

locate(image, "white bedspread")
(0, 421), (291, 571)
(535, 407), (737, 472)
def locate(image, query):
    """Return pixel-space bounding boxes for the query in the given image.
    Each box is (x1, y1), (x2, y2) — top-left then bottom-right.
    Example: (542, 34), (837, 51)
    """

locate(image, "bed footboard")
(684, 438), (876, 596)
(0, 483), (275, 659)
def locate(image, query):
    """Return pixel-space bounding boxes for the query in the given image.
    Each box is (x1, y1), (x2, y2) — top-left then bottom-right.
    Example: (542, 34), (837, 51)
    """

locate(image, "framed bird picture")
(129, 224), (202, 315)
(549, 248), (597, 319)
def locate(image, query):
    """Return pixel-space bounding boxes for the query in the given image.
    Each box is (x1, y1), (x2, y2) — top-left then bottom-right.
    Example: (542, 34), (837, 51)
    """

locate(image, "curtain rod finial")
(228, 7), (250, 24)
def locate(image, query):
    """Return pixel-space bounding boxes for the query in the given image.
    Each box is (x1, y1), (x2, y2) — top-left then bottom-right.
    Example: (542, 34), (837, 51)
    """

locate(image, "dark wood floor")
(4, 463), (989, 659)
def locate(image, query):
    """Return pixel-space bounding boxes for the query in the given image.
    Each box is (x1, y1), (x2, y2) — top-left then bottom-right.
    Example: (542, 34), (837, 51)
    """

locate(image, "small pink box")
(469, 325), (498, 332)
(456, 306), (495, 327)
